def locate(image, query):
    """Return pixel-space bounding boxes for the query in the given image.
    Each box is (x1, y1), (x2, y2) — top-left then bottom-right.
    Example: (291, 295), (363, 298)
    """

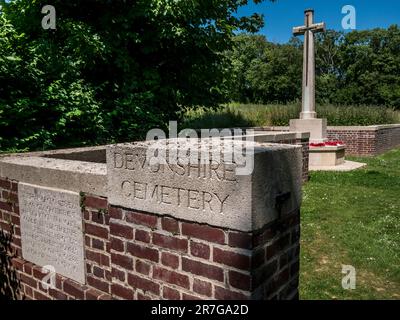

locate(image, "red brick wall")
(327, 127), (400, 156)
(0, 178), (21, 257)
(82, 194), (112, 299)
(0, 177), (300, 300)
(260, 125), (400, 157)
(327, 130), (377, 156)
(0, 179), (112, 300)
(375, 127), (400, 155)
(107, 206), (300, 300)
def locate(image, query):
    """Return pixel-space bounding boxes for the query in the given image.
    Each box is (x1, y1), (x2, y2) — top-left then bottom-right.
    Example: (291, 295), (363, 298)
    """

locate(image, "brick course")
(0, 177), (300, 300)
(260, 125), (400, 157)
(327, 126), (400, 156)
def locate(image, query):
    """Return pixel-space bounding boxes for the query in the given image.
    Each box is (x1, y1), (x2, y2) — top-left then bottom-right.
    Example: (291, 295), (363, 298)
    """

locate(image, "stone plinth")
(309, 145), (345, 167)
(0, 138), (304, 300)
(107, 139), (302, 232)
(290, 118), (327, 143)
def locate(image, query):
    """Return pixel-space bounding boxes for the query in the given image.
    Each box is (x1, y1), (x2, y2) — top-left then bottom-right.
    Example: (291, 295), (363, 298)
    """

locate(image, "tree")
(228, 26), (400, 109)
(315, 30), (344, 104)
(228, 34), (302, 104)
(336, 25), (400, 107)
(0, 0), (272, 151)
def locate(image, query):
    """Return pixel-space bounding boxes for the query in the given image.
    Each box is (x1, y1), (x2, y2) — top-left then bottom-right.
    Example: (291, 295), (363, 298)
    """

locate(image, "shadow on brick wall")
(0, 226), (21, 300)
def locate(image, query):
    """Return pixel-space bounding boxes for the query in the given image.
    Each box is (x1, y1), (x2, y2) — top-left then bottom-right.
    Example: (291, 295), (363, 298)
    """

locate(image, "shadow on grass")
(181, 107), (255, 130)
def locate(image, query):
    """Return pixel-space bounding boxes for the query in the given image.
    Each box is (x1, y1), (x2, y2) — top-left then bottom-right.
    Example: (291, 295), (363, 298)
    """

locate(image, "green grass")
(182, 103), (400, 129)
(300, 148), (400, 299)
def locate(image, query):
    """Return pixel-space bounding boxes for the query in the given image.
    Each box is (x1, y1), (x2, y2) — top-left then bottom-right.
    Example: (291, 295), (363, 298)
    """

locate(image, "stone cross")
(293, 9), (325, 119)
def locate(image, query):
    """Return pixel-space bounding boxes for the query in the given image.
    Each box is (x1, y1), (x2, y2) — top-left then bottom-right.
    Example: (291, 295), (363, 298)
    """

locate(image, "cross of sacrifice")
(293, 9), (326, 120)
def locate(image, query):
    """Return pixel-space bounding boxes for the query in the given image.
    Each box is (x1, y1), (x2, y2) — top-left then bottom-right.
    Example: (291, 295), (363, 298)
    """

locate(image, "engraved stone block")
(107, 139), (302, 232)
(18, 183), (85, 284)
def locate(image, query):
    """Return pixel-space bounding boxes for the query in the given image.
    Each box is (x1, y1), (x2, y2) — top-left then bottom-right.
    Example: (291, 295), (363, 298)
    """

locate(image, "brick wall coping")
(0, 145), (106, 160)
(255, 126), (290, 131)
(107, 141), (302, 232)
(0, 155), (107, 196)
(192, 127), (309, 140)
(327, 124), (400, 131)
(251, 131), (295, 141)
(198, 130), (301, 141)
(239, 131), (309, 142)
(228, 127), (309, 139)
(259, 124), (400, 132)
(0, 139), (302, 232)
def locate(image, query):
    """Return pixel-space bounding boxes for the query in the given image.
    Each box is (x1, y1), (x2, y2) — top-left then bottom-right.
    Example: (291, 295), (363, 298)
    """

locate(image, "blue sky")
(237, 0), (400, 43)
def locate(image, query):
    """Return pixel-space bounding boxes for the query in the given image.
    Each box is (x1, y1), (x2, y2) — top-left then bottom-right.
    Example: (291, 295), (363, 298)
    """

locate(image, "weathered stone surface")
(18, 183), (85, 284)
(107, 139), (302, 232)
(290, 118), (327, 143)
(0, 156), (106, 196)
(309, 145), (345, 166)
(237, 131), (297, 143)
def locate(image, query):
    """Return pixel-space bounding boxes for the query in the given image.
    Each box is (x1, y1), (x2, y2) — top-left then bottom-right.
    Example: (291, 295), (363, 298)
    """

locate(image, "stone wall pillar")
(0, 139), (303, 300)
(106, 140), (302, 300)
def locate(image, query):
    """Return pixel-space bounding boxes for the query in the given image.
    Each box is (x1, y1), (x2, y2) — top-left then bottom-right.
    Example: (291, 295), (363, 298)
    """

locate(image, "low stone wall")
(0, 184), (112, 300)
(233, 131), (309, 182)
(327, 125), (400, 156)
(294, 135), (309, 182)
(258, 124), (400, 156)
(0, 139), (302, 300)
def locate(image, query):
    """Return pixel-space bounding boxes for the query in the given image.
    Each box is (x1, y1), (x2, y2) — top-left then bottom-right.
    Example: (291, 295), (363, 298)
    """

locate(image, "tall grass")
(317, 105), (400, 126)
(182, 103), (400, 129)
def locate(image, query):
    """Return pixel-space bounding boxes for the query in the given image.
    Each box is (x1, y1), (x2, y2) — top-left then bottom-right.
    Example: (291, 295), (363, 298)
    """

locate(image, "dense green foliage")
(229, 28), (400, 108)
(183, 103), (400, 129)
(0, 0), (270, 151)
(1, 0), (399, 152)
(229, 35), (302, 104)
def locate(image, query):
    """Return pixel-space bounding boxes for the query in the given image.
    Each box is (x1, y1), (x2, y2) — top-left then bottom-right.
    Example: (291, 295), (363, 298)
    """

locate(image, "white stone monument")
(287, 9), (366, 170)
(290, 9), (327, 143)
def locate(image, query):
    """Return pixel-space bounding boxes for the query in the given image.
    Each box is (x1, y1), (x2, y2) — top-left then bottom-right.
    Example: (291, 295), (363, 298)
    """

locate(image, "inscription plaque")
(18, 183), (85, 284)
(107, 140), (303, 231)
